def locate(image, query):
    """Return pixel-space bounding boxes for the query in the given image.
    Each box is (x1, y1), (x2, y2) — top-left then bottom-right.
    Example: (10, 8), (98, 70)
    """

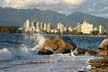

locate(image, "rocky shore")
(89, 39), (108, 72)
(36, 36), (108, 72)
(37, 36), (77, 55)
(37, 36), (108, 56)
(89, 58), (108, 72)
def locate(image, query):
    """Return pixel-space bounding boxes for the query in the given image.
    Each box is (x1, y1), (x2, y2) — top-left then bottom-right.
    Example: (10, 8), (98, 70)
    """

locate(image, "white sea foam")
(0, 54), (98, 72)
(9, 44), (33, 58)
(0, 45), (32, 61)
(70, 50), (75, 57)
(0, 33), (46, 60)
(29, 33), (46, 51)
(0, 48), (12, 61)
(0, 33), (101, 72)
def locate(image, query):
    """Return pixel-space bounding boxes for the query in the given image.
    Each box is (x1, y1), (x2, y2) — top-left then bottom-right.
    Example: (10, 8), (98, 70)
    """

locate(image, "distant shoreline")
(0, 33), (108, 38)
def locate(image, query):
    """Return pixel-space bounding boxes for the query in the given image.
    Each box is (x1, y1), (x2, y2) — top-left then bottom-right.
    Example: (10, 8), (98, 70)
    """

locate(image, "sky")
(0, 0), (108, 18)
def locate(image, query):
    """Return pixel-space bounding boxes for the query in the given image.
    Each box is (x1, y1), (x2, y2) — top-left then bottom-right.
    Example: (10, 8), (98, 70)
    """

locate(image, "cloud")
(4, 0), (38, 8)
(3, 0), (59, 8)
(3, 0), (86, 8)
(63, 0), (86, 5)
(1, 0), (108, 18)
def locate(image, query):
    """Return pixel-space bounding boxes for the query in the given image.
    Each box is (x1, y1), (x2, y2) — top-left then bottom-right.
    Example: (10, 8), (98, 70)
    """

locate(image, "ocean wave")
(0, 44), (38, 61)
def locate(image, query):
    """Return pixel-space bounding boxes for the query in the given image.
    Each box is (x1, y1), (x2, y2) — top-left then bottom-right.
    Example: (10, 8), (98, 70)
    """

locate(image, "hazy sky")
(0, 0), (108, 18)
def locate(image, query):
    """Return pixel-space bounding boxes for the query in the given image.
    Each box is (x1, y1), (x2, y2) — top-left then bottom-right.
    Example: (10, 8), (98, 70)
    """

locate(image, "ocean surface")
(0, 34), (107, 72)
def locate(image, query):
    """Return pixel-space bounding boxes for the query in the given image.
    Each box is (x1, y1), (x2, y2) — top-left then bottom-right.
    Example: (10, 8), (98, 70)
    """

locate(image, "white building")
(57, 23), (60, 29)
(36, 22), (40, 32)
(47, 23), (51, 33)
(40, 22), (44, 30)
(81, 21), (93, 34)
(24, 19), (30, 32)
(58, 23), (64, 34)
(43, 23), (47, 31)
(93, 27), (98, 31)
(68, 27), (73, 32)
(99, 24), (105, 34)
(77, 22), (81, 32)
(30, 20), (36, 32)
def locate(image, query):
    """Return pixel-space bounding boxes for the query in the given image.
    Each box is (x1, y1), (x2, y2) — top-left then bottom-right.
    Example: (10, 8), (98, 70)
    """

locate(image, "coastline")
(0, 33), (108, 72)
(0, 33), (108, 38)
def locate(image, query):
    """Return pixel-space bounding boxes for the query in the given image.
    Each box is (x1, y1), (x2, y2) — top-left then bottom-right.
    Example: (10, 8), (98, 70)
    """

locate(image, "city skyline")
(0, 0), (108, 18)
(24, 19), (106, 34)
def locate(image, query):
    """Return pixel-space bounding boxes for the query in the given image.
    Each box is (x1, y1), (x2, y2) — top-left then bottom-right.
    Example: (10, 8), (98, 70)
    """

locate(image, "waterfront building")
(64, 27), (68, 32)
(77, 22), (81, 32)
(68, 27), (73, 32)
(51, 29), (58, 34)
(57, 23), (60, 29)
(54, 29), (59, 33)
(93, 27), (98, 31)
(99, 24), (105, 34)
(40, 22), (44, 30)
(18, 27), (23, 31)
(51, 29), (54, 33)
(36, 21), (40, 32)
(43, 23), (47, 31)
(47, 23), (51, 33)
(24, 19), (30, 32)
(58, 23), (65, 34)
(31, 20), (36, 32)
(81, 20), (93, 34)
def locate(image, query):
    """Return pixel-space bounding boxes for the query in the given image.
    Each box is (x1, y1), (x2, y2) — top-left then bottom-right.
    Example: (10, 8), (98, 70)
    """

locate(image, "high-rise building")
(43, 23), (47, 31)
(30, 20), (36, 32)
(99, 24), (105, 34)
(47, 23), (51, 33)
(57, 23), (60, 29)
(36, 22), (40, 32)
(77, 22), (81, 32)
(58, 23), (64, 34)
(24, 19), (30, 32)
(81, 20), (93, 34)
(40, 22), (44, 30)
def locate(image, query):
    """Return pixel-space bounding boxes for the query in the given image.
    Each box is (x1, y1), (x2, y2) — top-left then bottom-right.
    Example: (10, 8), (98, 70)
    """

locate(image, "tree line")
(0, 26), (23, 33)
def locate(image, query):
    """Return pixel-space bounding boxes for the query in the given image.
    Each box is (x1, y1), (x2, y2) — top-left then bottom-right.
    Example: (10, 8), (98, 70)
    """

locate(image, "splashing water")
(0, 34), (103, 72)
(0, 48), (12, 61)
(70, 50), (75, 57)
(29, 32), (46, 51)
(0, 32), (46, 61)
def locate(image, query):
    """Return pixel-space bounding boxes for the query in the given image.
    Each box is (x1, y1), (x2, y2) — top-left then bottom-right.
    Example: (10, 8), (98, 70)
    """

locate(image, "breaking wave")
(0, 33), (103, 72)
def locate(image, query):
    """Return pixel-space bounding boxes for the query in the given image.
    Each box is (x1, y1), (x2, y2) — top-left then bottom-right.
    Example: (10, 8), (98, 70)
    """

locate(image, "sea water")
(0, 34), (106, 72)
